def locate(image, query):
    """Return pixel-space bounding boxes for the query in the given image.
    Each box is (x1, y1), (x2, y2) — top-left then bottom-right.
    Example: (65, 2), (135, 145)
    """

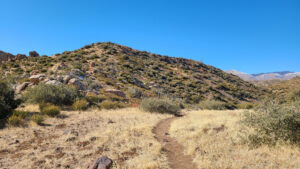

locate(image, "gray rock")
(30, 74), (46, 84)
(16, 82), (31, 94)
(105, 89), (126, 98)
(45, 80), (62, 85)
(87, 156), (112, 169)
(63, 75), (72, 84)
(68, 78), (85, 90)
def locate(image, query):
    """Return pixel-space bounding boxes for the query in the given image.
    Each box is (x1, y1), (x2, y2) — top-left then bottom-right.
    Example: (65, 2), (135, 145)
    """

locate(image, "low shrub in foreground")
(139, 97), (182, 115)
(8, 115), (24, 127)
(31, 114), (44, 125)
(242, 101), (300, 147)
(197, 100), (227, 110)
(40, 103), (61, 117)
(0, 80), (20, 119)
(72, 99), (89, 111)
(99, 100), (125, 110)
(22, 83), (79, 105)
(236, 102), (255, 109)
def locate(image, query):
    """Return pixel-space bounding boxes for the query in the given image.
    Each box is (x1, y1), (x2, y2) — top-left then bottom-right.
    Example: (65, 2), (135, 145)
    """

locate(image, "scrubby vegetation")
(0, 80), (20, 119)
(99, 100), (125, 110)
(242, 100), (300, 147)
(140, 97), (182, 115)
(39, 102), (61, 117)
(72, 99), (89, 111)
(197, 100), (227, 110)
(31, 114), (44, 125)
(22, 83), (79, 105)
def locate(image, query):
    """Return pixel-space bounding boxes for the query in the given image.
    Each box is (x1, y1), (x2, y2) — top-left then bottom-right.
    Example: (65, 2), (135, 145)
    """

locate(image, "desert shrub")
(242, 101), (300, 147)
(86, 94), (106, 104)
(8, 115), (24, 126)
(139, 97), (182, 115)
(12, 110), (29, 119)
(126, 87), (142, 98)
(99, 100), (125, 110)
(40, 103), (60, 117)
(72, 99), (89, 111)
(0, 80), (20, 119)
(197, 100), (227, 110)
(31, 114), (44, 125)
(287, 89), (300, 102)
(236, 102), (255, 109)
(23, 83), (79, 105)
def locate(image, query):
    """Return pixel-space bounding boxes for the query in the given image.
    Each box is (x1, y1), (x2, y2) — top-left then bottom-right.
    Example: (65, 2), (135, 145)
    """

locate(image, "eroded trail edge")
(153, 117), (198, 169)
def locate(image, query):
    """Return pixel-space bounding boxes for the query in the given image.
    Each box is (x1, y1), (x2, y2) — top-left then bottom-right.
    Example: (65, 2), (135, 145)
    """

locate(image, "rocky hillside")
(227, 70), (300, 81)
(0, 42), (266, 106)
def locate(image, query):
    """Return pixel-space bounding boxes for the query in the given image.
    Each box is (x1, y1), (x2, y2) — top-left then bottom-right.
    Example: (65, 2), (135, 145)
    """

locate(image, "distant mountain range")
(226, 70), (300, 81)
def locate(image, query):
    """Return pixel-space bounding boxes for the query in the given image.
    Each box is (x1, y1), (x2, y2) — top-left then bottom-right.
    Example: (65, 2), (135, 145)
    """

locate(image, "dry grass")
(170, 110), (300, 169)
(0, 107), (171, 169)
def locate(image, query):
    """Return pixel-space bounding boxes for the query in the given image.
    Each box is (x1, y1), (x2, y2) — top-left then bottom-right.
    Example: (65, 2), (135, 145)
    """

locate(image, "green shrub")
(236, 102), (255, 109)
(86, 94), (106, 104)
(12, 110), (29, 119)
(0, 80), (20, 119)
(22, 83), (79, 105)
(40, 103), (61, 117)
(126, 87), (142, 98)
(72, 99), (89, 111)
(139, 97), (182, 115)
(197, 100), (227, 110)
(242, 101), (300, 147)
(99, 100), (125, 110)
(31, 114), (44, 125)
(8, 115), (24, 126)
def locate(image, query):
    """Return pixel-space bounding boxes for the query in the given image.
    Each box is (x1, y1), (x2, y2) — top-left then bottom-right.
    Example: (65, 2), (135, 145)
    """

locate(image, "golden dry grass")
(0, 107), (171, 169)
(170, 110), (300, 169)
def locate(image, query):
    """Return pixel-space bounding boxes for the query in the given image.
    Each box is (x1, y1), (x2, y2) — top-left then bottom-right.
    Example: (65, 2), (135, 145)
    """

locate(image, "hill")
(227, 70), (300, 81)
(0, 42), (266, 106)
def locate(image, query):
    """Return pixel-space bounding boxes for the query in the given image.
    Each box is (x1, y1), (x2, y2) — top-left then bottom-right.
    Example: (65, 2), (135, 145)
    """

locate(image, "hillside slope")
(0, 42), (266, 105)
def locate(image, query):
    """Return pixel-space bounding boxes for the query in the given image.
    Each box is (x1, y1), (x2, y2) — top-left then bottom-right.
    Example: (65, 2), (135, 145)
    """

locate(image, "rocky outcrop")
(68, 78), (85, 90)
(45, 80), (62, 85)
(87, 156), (112, 169)
(0, 51), (15, 62)
(16, 82), (31, 94)
(30, 74), (46, 84)
(105, 89), (126, 98)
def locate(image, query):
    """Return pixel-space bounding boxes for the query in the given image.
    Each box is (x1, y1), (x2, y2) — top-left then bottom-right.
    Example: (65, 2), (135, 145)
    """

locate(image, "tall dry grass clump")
(139, 97), (182, 115)
(197, 100), (227, 110)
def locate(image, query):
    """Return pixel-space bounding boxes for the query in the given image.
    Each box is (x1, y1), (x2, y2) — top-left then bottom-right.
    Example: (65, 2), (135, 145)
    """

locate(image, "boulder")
(63, 75), (72, 84)
(45, 80), (62, 85)
(87, 156), (112, 169)
(105, 89), (126, 98)
(68, 78), (85, 90)
(15, 54), (27, 60)
(16, 82), (31, 94)
(30, 74), (46, 84)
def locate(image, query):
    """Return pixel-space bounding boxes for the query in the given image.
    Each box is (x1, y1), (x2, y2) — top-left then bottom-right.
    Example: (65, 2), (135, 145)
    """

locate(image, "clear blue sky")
(1, 0), (299, 74)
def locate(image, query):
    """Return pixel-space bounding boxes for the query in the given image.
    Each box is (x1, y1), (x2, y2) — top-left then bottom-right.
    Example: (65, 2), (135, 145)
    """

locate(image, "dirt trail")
(153, 117), (198, 169)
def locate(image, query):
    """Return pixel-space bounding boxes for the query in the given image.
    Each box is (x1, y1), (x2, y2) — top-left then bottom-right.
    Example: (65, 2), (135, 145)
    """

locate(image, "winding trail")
(153, 117), (198, 169)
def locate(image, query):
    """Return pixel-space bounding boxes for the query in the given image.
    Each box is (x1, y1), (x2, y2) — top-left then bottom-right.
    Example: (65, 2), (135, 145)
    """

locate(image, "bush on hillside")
(99, 100), (126, 110)
(126, 87), (142, 98)
(0, 80), (21, 119)
(22, 83), (79, 105)
(242, 101), (300, 147)
(236, 102), (255, 109)
(31, 114), (44, 125)
(8, 115), (24, 127)
(139, 97), (182, 115)
(197, 100), (227, 110)
(39, 102), (61, 117)
(72, 99), (89, 111)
